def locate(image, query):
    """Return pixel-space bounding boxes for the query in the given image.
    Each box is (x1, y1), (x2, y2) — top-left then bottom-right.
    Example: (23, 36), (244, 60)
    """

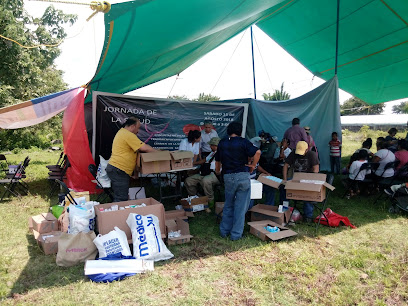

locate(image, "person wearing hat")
(304, 126), (318, 156)
(282, 141), (319, 223)
(184, 137), (221, 209)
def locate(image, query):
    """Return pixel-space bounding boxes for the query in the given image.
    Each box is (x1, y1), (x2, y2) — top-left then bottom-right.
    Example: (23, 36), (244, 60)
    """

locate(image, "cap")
(304, 126), (311, 133)
(208, 137), (221, 146)
(295, 141), (308, 155)
(271, 136), (278, 142)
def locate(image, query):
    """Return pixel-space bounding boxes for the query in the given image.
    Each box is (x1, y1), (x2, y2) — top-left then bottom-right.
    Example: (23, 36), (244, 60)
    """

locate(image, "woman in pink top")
(304, 126), (318, 157)
(395, 139), (408, 170)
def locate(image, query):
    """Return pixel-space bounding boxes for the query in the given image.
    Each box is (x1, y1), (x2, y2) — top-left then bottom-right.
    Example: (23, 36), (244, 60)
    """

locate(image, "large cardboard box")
(285, 173), (335, 202)
(33, 230), (63, 254)
(257, 174), (283, 189)
(31, 213), (58, 234)
(249, 204), (291, 226)
(247, 220), (297, 241)
(250, 179), (263, 199)
(95, 198), (166, 242)
(170, 150), (194, 170)
(137, 151), (171, 174)
(180, 196), (209, 212)
(165, 217), (193, 245)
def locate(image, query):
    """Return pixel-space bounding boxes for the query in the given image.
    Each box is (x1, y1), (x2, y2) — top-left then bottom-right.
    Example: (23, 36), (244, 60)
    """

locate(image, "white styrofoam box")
(250, 179), (263, 199)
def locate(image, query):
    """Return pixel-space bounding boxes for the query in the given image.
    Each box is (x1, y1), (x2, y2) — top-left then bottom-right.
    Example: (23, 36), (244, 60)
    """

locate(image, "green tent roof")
(87, 0), (408, 104)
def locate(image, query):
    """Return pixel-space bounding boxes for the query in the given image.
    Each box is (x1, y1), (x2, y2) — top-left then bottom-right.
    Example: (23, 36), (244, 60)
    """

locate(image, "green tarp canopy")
(86, 0), (408, 104)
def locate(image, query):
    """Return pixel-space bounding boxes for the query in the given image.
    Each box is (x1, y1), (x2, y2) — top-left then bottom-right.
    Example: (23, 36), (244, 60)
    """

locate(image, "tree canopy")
(340, 97), (385, 116)
(0, 0), (76, 107)
(392, 101), (408, 114)
(262, 83), (291, 101)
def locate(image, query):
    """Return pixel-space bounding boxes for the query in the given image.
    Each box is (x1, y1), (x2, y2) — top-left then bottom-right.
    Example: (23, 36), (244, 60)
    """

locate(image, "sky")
(23, 0), (403, 114)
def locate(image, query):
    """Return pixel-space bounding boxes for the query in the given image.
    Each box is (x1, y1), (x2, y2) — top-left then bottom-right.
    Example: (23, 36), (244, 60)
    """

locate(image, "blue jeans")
(106, 164), (129, 202)
(220, 172), (251, 240)
(330, 156), (341, 174)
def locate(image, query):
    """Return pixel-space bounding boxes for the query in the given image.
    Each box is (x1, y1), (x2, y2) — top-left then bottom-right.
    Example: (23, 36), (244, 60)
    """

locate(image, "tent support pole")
(250, 26), (257, 99)
(334, 0), (340, 75)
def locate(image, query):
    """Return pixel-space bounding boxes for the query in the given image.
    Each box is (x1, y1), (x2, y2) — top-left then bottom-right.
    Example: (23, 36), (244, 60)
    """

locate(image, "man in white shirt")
(185, 137), (221, 209)
(200, 120), (218, 158)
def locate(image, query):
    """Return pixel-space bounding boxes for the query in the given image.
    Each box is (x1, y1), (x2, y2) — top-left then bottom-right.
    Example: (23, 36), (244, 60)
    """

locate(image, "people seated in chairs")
(106, 117), (156, 202)
(395, 139), (408, 172)
(184, 137), (221, 210)
(200, 120), (218, 158)
(282, 141), (319, 223)
(271, 138), (292, 174)
(344, 150), (369, 198)
(372, 137), (396, 179)
(385, 127), (398, 153)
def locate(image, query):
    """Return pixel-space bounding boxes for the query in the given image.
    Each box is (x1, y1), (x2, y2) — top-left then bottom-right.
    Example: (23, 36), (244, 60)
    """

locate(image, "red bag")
(315, 208), (356, 229)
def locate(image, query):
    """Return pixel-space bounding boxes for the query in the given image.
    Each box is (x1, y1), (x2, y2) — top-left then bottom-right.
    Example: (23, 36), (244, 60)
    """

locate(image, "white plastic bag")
(126, 213), (173, 262)
(68, 203), (95, 234)
(93, 227), (131, 258)
(96, 155), (111, 188)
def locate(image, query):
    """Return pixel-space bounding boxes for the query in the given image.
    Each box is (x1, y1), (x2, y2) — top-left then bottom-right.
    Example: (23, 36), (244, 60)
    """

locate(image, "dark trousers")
(330, 156), (341, 174)
(106, 164), (129, 202)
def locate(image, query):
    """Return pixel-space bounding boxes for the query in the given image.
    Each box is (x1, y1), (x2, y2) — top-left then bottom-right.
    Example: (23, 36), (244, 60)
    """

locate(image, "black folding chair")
(314, 174), (334, 232)
(0, 163), (25, 201)
(48, 158), (70, 196)
(88, 164), (114, 202)
(46, 152), (65, 171)
(374, 161), (406, 204)
(55, 179), (78, 205)
(342, 162), (379, 198)
(0, 154), (8, 173)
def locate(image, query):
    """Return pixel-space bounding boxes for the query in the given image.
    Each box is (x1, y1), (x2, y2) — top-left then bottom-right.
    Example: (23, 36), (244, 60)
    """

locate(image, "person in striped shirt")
(329, 131), (342, 174)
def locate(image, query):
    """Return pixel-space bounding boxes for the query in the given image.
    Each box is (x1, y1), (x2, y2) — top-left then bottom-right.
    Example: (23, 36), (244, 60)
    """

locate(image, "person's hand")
(246, 163), (256, 172)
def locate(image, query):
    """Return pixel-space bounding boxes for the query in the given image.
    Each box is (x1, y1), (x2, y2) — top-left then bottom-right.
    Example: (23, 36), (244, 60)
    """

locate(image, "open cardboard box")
(165, 217), (193, 245)
(257, 173), (283, 189)
(95, 198), (166, 242)
(31, 213), (58, 234)
(180, 196), (209, 213)
(33, 230), (63, 255)
(170, 150), (194, 170)
(137, 151), (171, 174)
(285, 173), (335, 202)
(249, 204), (291, 226)
(165, 209), (193, 220)
(247, 220), (297, 241)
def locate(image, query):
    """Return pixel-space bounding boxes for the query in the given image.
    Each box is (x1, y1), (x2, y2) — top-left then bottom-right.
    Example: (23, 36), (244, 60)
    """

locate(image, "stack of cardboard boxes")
(30, 213), (62, 255)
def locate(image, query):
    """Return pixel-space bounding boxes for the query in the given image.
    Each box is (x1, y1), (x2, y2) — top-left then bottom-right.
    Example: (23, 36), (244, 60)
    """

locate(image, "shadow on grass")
(8, 235), (84, 298)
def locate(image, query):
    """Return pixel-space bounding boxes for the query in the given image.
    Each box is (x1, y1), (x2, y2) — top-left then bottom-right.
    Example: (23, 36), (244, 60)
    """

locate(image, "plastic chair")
(88, 164), (114, 202)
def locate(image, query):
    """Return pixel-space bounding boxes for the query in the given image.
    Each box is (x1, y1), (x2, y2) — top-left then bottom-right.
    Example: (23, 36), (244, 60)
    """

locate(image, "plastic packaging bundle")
(68, 203), (95, 234)
(93, 227), (131, 258)
(126, 213), (173, 262)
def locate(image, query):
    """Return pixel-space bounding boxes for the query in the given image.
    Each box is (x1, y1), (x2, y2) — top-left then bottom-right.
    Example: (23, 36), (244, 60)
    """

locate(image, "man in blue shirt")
(215, 122), (260, 241)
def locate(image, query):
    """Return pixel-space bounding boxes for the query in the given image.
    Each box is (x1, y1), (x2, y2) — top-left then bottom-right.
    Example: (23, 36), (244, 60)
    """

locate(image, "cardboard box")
(285, 173), (335, 202)
(137, 151), (171, 174)
(250, 179), (263, 199)
(70, 191), (90, 202)
(33, 230), (63, 254)
(180, 196), (209, 212)
(257, 174), (283, 189)
(95, 198), (166, 242)
(215, 202), (224, 216)
(28, 216), (33, 232)
(165, 209), (192, 220)
(249, 204), (291, 226)
(170, 150), (194, 170)
(165, 217), (193, 245)
(247, 220), (297, 241)
(31, 213), (58, 234)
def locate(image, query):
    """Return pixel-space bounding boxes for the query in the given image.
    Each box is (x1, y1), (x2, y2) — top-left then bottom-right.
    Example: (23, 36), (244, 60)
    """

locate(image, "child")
(346, 150), (369, 198)
(329, 132), (342, 174)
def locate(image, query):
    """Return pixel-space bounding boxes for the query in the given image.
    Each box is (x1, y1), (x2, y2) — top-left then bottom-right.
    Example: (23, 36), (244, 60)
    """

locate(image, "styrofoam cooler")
(250, 179), (263, 199)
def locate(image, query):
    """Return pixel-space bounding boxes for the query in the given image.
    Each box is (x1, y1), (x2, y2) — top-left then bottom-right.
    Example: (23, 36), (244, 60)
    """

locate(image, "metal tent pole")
(334, 0), (340, 75)
(250, 26), (257, 99)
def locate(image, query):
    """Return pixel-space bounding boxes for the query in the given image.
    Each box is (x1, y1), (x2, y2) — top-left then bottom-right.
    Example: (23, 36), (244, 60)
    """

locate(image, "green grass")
(0, 134), (408, 305)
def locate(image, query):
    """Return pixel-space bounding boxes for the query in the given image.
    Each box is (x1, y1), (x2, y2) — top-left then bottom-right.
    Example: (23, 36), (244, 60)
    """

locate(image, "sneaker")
(384, 188), (394, 196)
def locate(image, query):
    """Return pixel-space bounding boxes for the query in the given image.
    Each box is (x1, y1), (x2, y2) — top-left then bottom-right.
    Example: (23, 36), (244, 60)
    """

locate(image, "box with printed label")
(33, 230), (63, 254)
(170, 150), (194, 170)
(247, 220), (297, 241)
(165, 217), (193, 245)
(250, 179), (263, 199)
(180, 196), (209, 212)
(285, 173), (335, 202)
(95, 198), (166, 242)
(137, 151), (171, 174)
(31, 213), (58, 234)
(249, 204), (291, 226)
(257, 174), (283, 189)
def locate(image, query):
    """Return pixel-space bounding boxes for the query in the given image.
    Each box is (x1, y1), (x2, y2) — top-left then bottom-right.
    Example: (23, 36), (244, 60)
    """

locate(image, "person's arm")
(283, 163), (289, 181)
(139, 143), (156, 153)
(246, 150), (261, 172)
(372, 155), (380, 163)
(215, 161), (222, 175)
(257, 164), (270, 176)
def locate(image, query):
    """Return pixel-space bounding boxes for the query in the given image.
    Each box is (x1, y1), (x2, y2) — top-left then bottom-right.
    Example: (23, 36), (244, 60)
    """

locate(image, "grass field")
(0, 132), (407, 305)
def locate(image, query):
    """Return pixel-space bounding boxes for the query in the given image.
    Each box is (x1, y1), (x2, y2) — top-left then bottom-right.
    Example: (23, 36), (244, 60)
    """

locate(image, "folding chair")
(374, 161), (406, 204)
(342, 162), (379, 198)
(48, 158), (70, 196)
(0, 154), (8, 173)
(88, 164), (114, 202)
(46, 152), (65, 171)
(313, 174), (334, 231)
(0, 163), (26, 201)
(55, 179), (78, 205)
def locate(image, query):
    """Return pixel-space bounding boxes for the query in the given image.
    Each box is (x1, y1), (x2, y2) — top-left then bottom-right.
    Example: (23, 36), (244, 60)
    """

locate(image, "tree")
(262, 83), (291, 101)
(392, 101), (408, 114)
(0, 1), (77, 107)
(194, 93), (220, 102)
(340, 97), (385, 115)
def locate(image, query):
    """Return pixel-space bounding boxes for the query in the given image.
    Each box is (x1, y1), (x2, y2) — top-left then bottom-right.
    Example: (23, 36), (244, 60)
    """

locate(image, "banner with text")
(92, 93), (248, 161)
